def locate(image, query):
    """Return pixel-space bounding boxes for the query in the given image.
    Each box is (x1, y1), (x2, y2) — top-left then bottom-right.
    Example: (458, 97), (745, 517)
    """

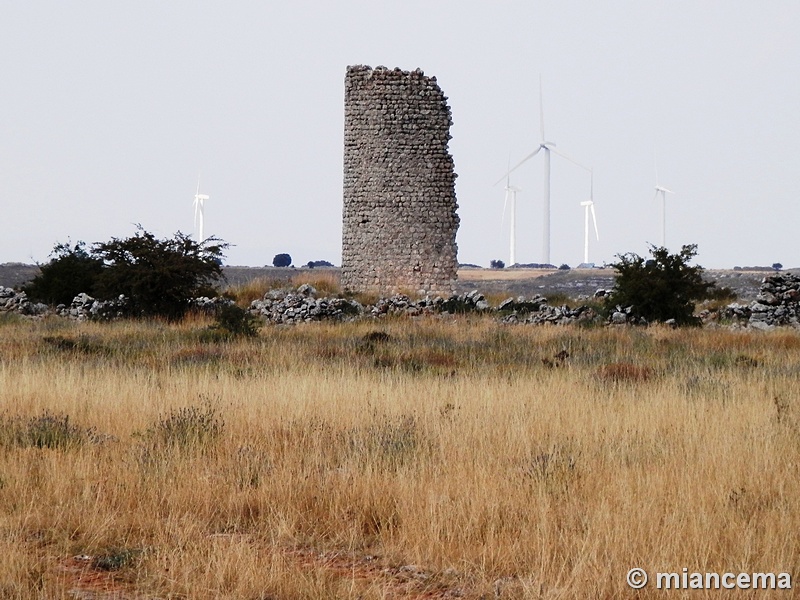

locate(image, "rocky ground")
(0, 263), (40, 289)
(455, 267), (772, 303)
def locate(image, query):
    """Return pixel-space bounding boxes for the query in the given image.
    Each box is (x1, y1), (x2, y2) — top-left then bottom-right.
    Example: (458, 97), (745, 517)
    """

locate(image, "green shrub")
(604, 244), (717, 326)
(211, 304), (260, 337)
(26, 229), (229, 321)
(92, 227), (228, 321)
(23, 242), (103, 305)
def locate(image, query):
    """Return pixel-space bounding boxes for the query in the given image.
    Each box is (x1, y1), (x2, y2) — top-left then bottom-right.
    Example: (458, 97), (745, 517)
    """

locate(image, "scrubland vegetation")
(1, 310), (799, 598)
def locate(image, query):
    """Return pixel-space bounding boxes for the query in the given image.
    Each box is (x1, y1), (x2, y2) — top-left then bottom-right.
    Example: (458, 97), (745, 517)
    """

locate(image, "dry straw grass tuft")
(596, 361), (654, 382)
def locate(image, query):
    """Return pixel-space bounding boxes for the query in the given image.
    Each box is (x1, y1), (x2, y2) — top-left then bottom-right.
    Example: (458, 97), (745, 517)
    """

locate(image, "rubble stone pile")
(247, 286), (599, 326)
(4, 280), (607, 326)
(193, 296), (235, 314)
(341, 65), (460, 296)
(370, 290), (490, 317)
(55, 293), (128, 321)
(249, 285), (364, 324)
(721, 274), (800, 330)
(498, 295), (599, 325)
(0, 287), (47, 316)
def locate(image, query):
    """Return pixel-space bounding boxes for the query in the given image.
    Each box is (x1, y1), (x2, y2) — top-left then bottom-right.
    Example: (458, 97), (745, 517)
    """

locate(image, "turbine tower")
(495, 76), (589, 265)
(653, 155), (673, 247)
(193, 178), (209, 243)
(580, 171), (599, 265)
(501, 174), (521, 266)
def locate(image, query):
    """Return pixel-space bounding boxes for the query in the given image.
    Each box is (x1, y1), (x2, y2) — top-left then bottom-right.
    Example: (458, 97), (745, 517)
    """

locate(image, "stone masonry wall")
(341, 65), (459, 295)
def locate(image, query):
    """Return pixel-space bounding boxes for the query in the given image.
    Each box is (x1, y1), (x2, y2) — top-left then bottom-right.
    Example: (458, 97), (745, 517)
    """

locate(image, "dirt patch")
(56, 555), (139, 600)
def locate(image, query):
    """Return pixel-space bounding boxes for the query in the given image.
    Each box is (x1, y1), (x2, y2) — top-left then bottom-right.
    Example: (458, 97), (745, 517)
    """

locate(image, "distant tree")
(23, 241), (104, 305)
(92, 227), (228, 321)
(273, 253), (292, 268)
(490, 259), (505, 269)
(305, 260), (334, 269)
(558, 263), (571, 270)
(773, 263), (783, 271)
(605, 244), (717, 326)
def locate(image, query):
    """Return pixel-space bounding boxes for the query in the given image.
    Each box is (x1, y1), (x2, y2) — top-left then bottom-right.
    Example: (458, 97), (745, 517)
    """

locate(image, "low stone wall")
(7, 275), (800, 330)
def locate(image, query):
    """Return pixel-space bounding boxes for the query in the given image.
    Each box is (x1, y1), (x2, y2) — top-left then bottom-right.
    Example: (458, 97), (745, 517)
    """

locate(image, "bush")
(490, 259), (505, 269)
(211, 304), (260, 338)
(92, 227), (228, 321)
(604, 244), (716, 326)
(273, 253), (292, 267)
(25, 229), (228, 321)
(305, 260), (334, 268)
(23, 242), (104, 305)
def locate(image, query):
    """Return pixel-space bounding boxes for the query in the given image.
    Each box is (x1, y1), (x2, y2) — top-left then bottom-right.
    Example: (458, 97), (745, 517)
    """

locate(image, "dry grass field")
(1, 311), (799, 598)
(456, 269), (558, 282)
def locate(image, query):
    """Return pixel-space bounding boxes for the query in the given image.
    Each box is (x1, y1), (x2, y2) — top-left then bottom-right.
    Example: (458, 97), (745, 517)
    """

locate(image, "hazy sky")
(2, 1), (799, 268)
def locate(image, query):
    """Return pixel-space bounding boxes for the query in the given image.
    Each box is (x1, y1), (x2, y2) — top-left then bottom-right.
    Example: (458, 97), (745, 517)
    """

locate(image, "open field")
(455, 269), (559, 282)
(1, 314), (800, 598)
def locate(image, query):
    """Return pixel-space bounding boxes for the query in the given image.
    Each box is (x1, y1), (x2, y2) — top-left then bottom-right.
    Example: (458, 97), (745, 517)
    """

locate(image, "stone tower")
(341, 65), (459, 296)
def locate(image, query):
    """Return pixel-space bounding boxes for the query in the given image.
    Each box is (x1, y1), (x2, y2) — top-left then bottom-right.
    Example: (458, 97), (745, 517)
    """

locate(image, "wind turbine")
(579, 171), (599, 265)
(495, 76), (589, 265)
(193, 178), (209, 242)
(501, 171), (521, 266)
(653, 155), (673, 247)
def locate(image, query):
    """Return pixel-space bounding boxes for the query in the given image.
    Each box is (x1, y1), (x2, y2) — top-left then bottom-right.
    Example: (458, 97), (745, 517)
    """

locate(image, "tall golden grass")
(1, 315), (799, 598)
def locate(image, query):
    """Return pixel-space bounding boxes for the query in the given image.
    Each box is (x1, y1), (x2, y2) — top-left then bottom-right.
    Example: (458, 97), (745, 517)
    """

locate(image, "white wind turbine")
(579, 171), (599, 265)
(495, 76), (589, 265)
(501, 171), (521, 266)
(653, 155), (673, 247)
(193, 178), (209, 242)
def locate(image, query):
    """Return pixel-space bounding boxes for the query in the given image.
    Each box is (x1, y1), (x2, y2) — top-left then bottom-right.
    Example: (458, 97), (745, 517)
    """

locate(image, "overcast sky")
(2, 1), (798, 269)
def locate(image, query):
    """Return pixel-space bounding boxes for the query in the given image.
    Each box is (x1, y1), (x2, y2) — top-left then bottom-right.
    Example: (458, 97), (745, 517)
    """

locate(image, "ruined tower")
(341, 65), (459, 296)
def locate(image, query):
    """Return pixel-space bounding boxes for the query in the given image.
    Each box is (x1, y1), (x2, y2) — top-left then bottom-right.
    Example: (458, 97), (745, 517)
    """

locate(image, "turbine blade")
(551, 147), (591, 172)
(493, 147), (542, 186)
(590, 204), (599, 240)
(654, 147), (659, 187)
(539, 74), (545, 143)
(653, 190), (660, 202)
